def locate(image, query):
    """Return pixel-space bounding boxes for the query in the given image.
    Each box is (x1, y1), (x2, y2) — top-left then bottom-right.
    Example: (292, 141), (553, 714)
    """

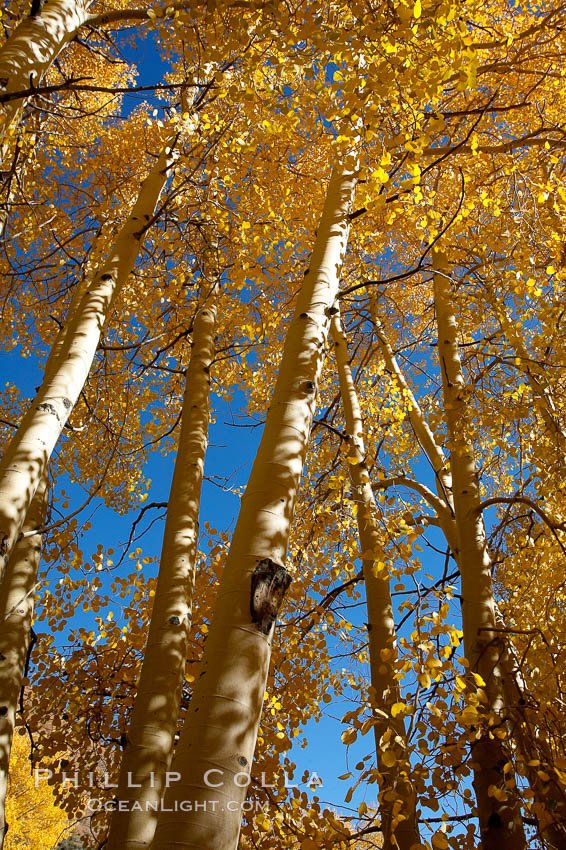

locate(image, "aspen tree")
(0, 0), (207, 162)
(371, 302), (562, 846)
(0, 0), (91, 161)
(432, 250), (526, 850)
(0, 286), (83, 844)
(106, 285), (217, 850)
(485, 284), (566, 449)
(370, 307), (464, 578)
(370, 306), (453, 517)
(150, 151), (358, 850)
(497, 607), (566, 847)
(331, 309), (420, 850)
(0, 476), (47, 849)
(0, 132), (179, 579)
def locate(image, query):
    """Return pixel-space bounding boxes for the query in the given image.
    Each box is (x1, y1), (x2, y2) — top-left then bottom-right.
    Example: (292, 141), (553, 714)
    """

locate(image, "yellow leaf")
(372, 561), (387, 577)
(488, 785), (508, 802)
(341, 728), (357, 745)
(458, 705), (479, 725)
(391, 702), (406, 717)
(382, 749), (397, 767)
(414, 0), (422, 18)
(257, 813), (271, 831)
(372, 167), (389, 184)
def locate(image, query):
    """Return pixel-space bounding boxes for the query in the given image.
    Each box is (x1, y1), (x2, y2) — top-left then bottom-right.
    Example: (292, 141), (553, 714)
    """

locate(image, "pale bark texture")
(0, 307), (74, 846)
(331, 310), (420, 850)
(151, 153), (358, 850)
(0, 136), (178, 579)
(432, 250), (526, 850)
(106, 293), (217, 850)
(0, 475), (48, 849)
(0, 0), (92, 162)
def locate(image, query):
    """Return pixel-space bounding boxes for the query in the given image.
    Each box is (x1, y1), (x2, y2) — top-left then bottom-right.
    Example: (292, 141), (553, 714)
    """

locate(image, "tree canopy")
(1, 1), (566, 849)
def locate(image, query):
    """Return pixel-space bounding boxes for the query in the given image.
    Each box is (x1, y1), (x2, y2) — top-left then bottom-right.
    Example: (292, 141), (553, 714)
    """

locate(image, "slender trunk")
(485, 285), (566, 451)
(496, 604), (566, 848)
(371, 305), (461, 560)
(106, 291), (217, 850)
(372, 298), (558, 845)
(0, 0), (92, 162)
(0, 474), (48, 849)
(150, 153), (358, 850)
(371, 304), (452, 506)
(331, 310), (420, 850)
(0, 286), (83, 845)
(0, 135), (178, 578)
(0, 108), (48, 240)
(432, 250), (526, 850)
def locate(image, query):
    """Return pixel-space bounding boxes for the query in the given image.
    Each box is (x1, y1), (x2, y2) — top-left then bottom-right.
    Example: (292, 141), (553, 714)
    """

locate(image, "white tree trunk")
(0, 0), (92, 162)
(150, 152), (358, 850)
(331, 309), (421, 849)
(0, 475), (48, 849)
(106, 292), (217, 850)
(433, 250), (526, 850)
(0, 135), (178, 578)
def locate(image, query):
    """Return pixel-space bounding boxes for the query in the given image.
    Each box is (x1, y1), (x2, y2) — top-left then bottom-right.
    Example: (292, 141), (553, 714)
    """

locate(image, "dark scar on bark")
(37, 402), (61, 422)
(250, 559), (292, 635)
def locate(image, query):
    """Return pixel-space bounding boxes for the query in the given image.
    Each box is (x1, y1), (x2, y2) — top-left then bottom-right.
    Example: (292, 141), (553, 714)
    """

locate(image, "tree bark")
(106, 290), (217, 850)
(331, 309), (421, 850)
(0, 134), (178, 579)
(432, 250), (526, 850)
(150, 152), (358, 850)
(0, 288), (81, 847)
(0, 474), (48, 850)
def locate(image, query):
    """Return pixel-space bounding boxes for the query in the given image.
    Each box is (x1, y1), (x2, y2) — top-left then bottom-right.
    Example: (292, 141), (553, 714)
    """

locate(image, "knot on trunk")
(250, 559), (292, 635)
